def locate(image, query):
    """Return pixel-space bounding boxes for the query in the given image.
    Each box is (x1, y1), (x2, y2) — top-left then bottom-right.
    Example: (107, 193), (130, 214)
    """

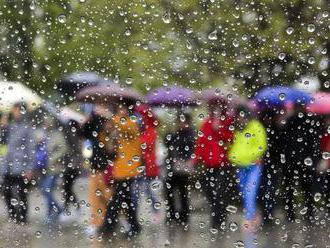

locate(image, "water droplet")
(57, 14), (67, 24)
(278, 52), (286, 60)
(322, 152), (330, 160)
(307, 24), (315, 33)
(314, 192), (322, 202)
(286, 27), (294, 35)
(304, 157), (313, 166)
(279, 92), (286, 101)
(195, 181), (201, 189)
(162, 11), (171, 24)
(208, 30), (218, 40)
(10, 198), (18, 206)
(35, 231), (42, 238)
(229, 222), (238, 232)
(300, 206), (308, 215)
(226, 205), (238, 214)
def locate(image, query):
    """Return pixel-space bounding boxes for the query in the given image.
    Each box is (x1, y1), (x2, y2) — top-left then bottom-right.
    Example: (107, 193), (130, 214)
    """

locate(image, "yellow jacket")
(112, 115), (142, 179)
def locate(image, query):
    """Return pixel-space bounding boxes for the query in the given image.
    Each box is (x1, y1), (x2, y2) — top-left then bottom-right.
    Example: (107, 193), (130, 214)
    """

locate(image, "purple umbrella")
(146, 86), (196, 107)
(199, 88), (240, 104)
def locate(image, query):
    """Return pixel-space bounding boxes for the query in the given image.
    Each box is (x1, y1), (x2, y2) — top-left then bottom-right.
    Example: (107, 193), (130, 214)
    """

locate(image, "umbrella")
(0, 81), (42, 112)
(42, 101), (87, 124)
(57, 72), (104, 96)
(254, 86), (312, 108)
(199, 88), (240, 104)
(146, 86), (196, 107)
(76, 83), (143, 104)
(307, 92), (330, 114)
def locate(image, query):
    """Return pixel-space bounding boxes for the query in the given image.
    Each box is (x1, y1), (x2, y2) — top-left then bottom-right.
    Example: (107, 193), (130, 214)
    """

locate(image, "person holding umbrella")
(76, 83), (144, 236)
(194, 91), (235, 231)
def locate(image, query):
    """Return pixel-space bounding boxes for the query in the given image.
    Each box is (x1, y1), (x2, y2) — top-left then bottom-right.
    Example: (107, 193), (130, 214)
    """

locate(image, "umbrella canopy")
(0, 81), (42, 112)
(76, 83), (143, 104)
(146, 86), (196, 107)
(307, 92), (330, 114)
(254, 86), (312, 108)
(199, 88), (240, 105)
(57, 72), (104, 96)
(42, 101), (87, 124)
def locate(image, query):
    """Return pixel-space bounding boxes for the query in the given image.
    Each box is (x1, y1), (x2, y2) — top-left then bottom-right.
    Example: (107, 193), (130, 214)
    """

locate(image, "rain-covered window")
(0, 0), (329, 247)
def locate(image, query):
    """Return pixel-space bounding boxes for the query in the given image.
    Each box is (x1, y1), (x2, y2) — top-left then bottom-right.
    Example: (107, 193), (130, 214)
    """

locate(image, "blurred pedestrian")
(134, 104), (162, 223)
(229, 105), (267, 232)
(35, 118), (67, 223)
(282, 104), (324, 223)
(81, 105), (115, 235)
(164, 112), (195, 226)
(1, 102), (36, 224)
(259, 109), (285, 225)
(61, 120), (83, 217)
(195, 102), (235, 230)
(101, 103), (142, 237)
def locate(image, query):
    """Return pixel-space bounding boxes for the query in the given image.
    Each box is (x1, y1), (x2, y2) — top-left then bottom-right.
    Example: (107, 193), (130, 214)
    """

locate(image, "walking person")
(61, 120), (83, 216)
(282, 104), (324, 223)
(195, 102), (235, 230)
(1, 102), (36, 224)
(229, 105), (267, 233)
(133, 104), (162, 223)
(35, 118), (67, 223)
(164, 112), (195, 226)
(101, 104), (142, 237)
(82, 105), (115, 235)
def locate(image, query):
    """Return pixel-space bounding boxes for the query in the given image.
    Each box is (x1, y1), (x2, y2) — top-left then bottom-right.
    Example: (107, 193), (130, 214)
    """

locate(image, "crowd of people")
(0, 95), (329, 239)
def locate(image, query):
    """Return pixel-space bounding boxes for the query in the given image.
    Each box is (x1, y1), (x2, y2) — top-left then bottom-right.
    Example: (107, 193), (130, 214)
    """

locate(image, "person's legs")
(88, 171), (112, 227)
(165, 175), (177, 221)
(125, 180), (140, 233)
(146, 177), (161, 213)
(300, 167), (315, 222)
(177, 175), (189, 224)
(3, 175), (16, 220)
(16, 176), (28, 224)
(40, 175), (61, 216)
(63, 168), (79, 209)
(242, 165), (262, 220)
(283, 168), (296, 222)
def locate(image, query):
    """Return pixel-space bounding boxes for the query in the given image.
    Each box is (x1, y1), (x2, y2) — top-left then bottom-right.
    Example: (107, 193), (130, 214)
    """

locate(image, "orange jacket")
(112, 115), (142, 179)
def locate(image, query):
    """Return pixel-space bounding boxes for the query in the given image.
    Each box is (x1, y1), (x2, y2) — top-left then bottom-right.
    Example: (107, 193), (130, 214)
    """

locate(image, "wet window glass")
(0, 0), (329, 247)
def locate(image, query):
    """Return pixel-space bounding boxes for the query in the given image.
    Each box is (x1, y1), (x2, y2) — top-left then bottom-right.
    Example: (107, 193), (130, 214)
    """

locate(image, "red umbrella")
(76, 83), (143, 103)
(307, 92), (330, 114)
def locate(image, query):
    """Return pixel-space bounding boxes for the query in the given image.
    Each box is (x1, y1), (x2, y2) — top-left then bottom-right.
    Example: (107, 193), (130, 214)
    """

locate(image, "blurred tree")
(0, 0), (328, 96)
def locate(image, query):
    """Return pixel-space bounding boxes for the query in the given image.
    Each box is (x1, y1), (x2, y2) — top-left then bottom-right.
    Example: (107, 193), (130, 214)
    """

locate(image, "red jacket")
(195, 116), (234, 168)
(141, 127), (160, 178)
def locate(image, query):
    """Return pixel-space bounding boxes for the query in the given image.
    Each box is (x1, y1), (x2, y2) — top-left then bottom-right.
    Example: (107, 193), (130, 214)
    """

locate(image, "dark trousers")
(165, 174), (190, 224)
(260, 159), (281, 223)
(3, 174), (28, 223)
(283, 164), (316, 222)
(103, 179), (140, 233)
(200, 167), (235, 229)
(63, 168), (80, 209)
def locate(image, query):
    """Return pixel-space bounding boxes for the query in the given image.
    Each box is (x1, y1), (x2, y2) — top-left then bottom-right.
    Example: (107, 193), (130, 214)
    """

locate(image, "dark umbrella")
(76, 83), (143, 104)
(57, 72), (104, 96)
(146, 86), (196, 107)
(254, 86), (312, 108)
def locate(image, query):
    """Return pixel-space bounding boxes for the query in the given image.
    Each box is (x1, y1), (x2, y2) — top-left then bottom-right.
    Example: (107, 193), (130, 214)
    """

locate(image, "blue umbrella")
(254, 86), (312, 108)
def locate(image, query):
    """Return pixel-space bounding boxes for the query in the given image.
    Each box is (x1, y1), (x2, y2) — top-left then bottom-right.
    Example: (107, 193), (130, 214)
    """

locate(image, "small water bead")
(307, 24), (315, 33)
(314, 192), (322, 202)
(35, 231), (42, 238)
(322, 152), (330, 160)
(162, 11), (171, 24)
(278, 53), (286, 60)
(10, 198), (18, 206)
(304, 157), (313, 166)
(226, 205), (238, 214)
(300, 206), (308, 215)
(208, 30), (218, 41)
(286, 27), (294, 35)
(57, 14), (67, 24)
(195, 181), (201, 189)
(229, 222), (238, 232)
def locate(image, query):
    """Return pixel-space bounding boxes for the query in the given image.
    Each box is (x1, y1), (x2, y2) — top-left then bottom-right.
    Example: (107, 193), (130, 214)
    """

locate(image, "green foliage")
(0, 0), (328, 97)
